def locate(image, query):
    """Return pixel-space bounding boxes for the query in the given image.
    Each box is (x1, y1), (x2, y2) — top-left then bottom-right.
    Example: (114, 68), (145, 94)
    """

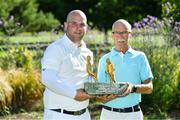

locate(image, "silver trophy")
(84, 56), (128, 95)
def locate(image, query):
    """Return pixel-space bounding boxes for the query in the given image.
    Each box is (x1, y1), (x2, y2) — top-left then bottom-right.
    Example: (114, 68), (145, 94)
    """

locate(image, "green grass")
(129, 34), (167, 48)
(0, 111), (43, 120)
(0, 30), (167, 49)
(0, 32), (61, 43)
(0, 30), (105, 44)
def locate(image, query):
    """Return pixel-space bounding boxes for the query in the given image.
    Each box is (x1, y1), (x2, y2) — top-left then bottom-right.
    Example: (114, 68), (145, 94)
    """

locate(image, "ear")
(86, 25), (89, 32)
(64, 22), (67, 32)
(112, 32), (115, 39)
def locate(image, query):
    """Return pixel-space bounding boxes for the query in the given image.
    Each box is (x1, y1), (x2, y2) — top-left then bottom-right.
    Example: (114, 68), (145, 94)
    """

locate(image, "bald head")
(66, 10), (87, 23)
(64, 10), (88, 44)
(112, 19), (132, 33)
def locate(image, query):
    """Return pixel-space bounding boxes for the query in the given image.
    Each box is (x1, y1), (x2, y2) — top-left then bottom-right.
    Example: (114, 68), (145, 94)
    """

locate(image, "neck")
(66, 33), (82, 47)
(115, 46), (129, 54)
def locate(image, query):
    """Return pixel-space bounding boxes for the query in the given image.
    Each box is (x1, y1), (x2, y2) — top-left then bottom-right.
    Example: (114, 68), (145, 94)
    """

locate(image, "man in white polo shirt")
(41, 10), (93, 120)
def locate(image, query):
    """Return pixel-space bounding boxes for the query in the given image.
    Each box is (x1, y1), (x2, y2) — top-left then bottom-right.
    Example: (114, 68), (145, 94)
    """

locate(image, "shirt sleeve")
(41, 44), (76, 98)
(41, 44), (62, 71)
(140, 53), (153, 82)
(97, 57), (107, 83)
(41, 69), (76, 98)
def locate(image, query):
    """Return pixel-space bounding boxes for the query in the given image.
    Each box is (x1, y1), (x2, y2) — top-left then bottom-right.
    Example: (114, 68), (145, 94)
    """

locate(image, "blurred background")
(0, 0), (179, 119)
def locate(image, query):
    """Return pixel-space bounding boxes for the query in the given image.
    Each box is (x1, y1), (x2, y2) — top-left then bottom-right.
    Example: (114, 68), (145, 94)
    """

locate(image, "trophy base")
(84, 82), (128, 95)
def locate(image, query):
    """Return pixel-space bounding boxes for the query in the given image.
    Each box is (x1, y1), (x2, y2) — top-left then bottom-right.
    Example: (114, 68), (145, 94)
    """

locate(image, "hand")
(119, 82), (134, 96)
(96, 94), (119, 103)
(74, 89), (91, 101)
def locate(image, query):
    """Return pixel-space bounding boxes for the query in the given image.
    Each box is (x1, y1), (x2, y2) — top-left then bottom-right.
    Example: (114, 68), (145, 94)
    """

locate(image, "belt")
(102, 104), (140, 113)
(50, 108), (86, 115)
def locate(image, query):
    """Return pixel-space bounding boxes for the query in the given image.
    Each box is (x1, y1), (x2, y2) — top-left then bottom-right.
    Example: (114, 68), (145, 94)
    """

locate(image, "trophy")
(84, 56), (128, 95)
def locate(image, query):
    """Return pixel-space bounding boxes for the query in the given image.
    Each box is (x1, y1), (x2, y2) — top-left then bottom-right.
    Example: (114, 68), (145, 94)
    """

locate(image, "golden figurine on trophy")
(86, 55), (97, 81)
(105, 58), (116, 83)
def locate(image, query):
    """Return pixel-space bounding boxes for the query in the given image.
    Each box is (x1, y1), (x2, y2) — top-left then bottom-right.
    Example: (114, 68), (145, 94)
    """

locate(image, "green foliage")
(8, 69), (43, 111)
(38, 0), (162, 33)
(162, 0), (180, 21)
(0, 16), (23, 36)
(0, 70), (13, 115)
(0, 45), (43, 113)
(0, 0), (59, 34)
(0, 46), (33, 70)
(142, 47), (179, 116)
(0, 0), (21, 17)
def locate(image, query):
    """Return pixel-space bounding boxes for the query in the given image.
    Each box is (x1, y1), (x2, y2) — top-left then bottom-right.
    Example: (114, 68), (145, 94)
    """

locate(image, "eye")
(70, 21), (77, 26)
(80, 23), (86, 27)
(68, 21), (86, 28)
(112, 31), (129, 35)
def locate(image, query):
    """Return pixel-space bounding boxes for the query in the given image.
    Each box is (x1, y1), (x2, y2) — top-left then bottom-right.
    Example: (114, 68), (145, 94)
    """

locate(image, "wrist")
(131, 85), (138, 93)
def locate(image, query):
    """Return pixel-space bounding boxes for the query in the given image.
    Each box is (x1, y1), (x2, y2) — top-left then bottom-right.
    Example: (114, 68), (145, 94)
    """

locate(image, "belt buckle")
(132, 106), (134, 112)
(74, 111), (80, 115)
(111, 107), (113, 111)
(76, 108), (86, 115)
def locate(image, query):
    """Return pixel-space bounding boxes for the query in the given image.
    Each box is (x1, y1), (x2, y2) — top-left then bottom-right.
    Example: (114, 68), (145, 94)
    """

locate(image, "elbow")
(146, 86), (153, 94)
(146, 89), (153, 94)
(41, 70), (49, 86)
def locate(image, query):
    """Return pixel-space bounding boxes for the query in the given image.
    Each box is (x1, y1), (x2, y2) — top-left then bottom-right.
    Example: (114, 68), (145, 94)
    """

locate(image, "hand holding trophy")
(84, 56), (128, 95)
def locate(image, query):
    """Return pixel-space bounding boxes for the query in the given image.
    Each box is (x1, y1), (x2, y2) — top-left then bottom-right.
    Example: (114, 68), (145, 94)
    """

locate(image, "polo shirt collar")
(62, 34), (87, 49)
(110, 46), (135, 56)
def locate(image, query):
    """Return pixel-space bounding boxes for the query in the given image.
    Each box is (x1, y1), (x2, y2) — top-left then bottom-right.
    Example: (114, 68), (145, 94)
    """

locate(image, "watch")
(131, 85), (138, 93)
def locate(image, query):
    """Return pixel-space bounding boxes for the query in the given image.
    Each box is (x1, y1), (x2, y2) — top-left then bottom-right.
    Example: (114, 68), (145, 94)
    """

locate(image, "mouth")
(74, 32), (82, 35)
(117, 39), (126, 42)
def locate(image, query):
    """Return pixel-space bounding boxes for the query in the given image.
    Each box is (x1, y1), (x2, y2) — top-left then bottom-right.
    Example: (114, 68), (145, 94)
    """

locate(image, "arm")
(116, 79), (153, 97)
(42, 69), (91, 101)
(136, 53), (153, 94)
(42, 69), (76, 98)
(41, 45), (90, 101)
(133, 78), (153, 94)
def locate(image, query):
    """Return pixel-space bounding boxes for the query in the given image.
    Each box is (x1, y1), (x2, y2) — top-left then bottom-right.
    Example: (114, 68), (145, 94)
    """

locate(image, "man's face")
(64, 13), (87, 43)
(112, 24), (130, 51)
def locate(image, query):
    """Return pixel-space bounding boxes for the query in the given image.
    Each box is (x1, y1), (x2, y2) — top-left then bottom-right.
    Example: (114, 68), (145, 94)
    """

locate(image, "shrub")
(142, 47), (179, 116)
(0, 46), (33, 70)
(8, 69), (43, 111)
(0, 69), (13, 115)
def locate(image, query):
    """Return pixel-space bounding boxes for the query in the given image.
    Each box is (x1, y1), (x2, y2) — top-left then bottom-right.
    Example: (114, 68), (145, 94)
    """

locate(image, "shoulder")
(99, 53), (110, 63)
(46, 35), (68, 51)
(131, 49), (146, 58)
(86, 48), (93, 56)
(43, 38), (65, 57)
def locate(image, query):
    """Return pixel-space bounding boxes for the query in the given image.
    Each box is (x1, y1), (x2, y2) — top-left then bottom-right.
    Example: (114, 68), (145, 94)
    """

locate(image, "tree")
(38, 0), (162, 42)
(0, 0), (59, 34)
(162, 0), (180, 21)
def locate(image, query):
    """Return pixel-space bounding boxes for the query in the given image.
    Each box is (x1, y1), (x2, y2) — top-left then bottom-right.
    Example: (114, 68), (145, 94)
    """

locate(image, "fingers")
(118, 83), (134, 96)
(97, 94), (119, 103)
(74, 89), (91, 101)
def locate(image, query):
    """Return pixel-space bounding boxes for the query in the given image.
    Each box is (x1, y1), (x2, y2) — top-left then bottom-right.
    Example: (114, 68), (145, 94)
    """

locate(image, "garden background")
(0, 0), (179, 119)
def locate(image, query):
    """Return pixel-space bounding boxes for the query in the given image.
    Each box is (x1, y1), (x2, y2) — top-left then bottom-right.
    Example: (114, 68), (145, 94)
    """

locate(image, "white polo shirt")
(41, 34), (93, 111)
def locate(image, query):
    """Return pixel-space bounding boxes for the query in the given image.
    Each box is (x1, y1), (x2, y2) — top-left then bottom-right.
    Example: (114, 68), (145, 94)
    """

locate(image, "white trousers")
(100, 108), (143, 120)
(43, 108), (91, 120)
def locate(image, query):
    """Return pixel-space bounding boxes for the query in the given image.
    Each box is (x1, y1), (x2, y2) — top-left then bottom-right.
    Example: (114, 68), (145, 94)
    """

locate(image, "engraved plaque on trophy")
(84, 56), (128, 95)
